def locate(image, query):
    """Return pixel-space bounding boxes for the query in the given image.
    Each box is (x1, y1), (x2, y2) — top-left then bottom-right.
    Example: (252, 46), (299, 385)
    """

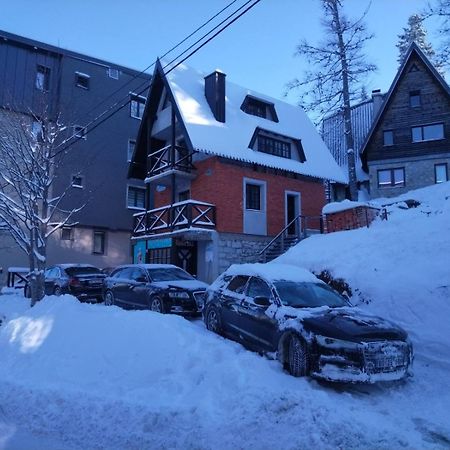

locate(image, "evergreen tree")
(396, 14), (442, 73)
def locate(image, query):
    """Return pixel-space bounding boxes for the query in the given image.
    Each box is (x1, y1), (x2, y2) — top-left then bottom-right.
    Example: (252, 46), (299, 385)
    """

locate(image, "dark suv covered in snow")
(204, 263), (413, 383)
(103, 264), (208, 315)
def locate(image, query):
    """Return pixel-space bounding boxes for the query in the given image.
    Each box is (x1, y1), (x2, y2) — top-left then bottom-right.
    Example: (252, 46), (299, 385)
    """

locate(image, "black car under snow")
(103, 264), (208, 315)
(204, 263), (413, 383)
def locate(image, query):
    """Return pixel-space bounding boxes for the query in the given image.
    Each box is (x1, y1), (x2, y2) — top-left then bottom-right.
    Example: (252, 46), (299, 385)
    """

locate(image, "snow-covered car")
(204, 263), (413, 383)
(103, 264), (208, 315)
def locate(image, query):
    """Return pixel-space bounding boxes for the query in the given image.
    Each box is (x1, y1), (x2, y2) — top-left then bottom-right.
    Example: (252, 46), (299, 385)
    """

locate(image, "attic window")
(409, 63), (420, 73)
(241, 96), (279, 122)
(75, 72), (90, 89)
(258, 135), (291, 159)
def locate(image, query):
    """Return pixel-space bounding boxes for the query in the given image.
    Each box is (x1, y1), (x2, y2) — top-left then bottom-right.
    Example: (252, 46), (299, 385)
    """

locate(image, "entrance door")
(285, 192), (301, 236)
(175, 240), (197, 276)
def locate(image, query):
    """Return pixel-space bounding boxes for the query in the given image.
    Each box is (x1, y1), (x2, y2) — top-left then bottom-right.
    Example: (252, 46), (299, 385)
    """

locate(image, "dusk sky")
(0, 0), (444, 105)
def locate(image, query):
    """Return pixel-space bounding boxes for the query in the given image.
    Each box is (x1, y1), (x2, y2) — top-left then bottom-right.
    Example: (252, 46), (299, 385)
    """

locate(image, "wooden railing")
(147, 144), (196, 177)
(133, 200), (216, 235)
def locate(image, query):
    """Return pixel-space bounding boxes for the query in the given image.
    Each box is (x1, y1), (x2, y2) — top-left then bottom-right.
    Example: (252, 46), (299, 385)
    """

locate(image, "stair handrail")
(258, 214), (304, 257)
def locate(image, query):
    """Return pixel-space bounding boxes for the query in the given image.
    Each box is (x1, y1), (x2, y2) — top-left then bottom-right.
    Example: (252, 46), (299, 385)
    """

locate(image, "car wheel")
(150, 296), (165, 314)
(205, 306), (222, 335)
(104, 290), (114, 306)
(54, 286), (62, 296)
(287, 334), (310, 377)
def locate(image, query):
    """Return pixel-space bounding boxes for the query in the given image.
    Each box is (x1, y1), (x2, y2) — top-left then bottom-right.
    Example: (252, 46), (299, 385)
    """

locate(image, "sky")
(0, 0), (445, 106)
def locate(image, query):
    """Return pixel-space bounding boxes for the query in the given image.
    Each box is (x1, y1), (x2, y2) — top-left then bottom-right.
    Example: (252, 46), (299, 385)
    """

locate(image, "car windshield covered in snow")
(274, 281), (348, 308)
(147, 267), (194, 282)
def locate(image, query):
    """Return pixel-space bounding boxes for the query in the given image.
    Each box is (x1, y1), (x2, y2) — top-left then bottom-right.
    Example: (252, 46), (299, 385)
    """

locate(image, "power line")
(55, 0), (254, 154)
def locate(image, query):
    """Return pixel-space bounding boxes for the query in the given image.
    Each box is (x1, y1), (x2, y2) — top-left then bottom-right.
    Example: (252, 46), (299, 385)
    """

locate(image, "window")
(71, 175), (84, 188)
(377, 168), (405, 188)
(412, 123), (444, 142)
(130, 94), (146, 119)
(75, 72), (90, 89)
(35, 65), (50, 91)
(73, 125), (87, 140)
(107, 68), (119, 79)
(127, 186), (145, 209)
(93, 230), (106, 255)
(128, 139), (136, 162)
(245, 183), (261, 210)
(61, 227), (72, 241)
(409, 90), (421, 107)
(247, 277), (272, 299)
(435, 164), (448, 184)
(227, 276), (250, 294)
(257, 135), (291, 159)
(383, 130), (394, 146)
(241, 96), (278, 122)
(31, 121), (43, 141)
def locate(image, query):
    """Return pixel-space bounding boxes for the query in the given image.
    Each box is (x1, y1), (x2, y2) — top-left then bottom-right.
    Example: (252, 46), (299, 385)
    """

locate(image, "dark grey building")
(0, 29), (150, 274)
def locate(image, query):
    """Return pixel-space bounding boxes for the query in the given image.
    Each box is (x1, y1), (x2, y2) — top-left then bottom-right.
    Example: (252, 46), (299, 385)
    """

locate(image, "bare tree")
(0, 109), (83, 305)
(426, 0), (450, 70)
(287, 0), (376, 200)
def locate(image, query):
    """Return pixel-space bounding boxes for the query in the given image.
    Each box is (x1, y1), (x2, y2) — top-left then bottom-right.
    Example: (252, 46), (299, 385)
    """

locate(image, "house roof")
(152, 61), (347, 184)
(360, 42), (450, 171)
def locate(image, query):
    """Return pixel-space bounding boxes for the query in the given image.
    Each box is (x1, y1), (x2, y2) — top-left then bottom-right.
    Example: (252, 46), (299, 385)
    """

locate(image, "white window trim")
(107, 68), (119, 79)
(130, 92), (146, 120)
(411, 123), (444, 143)
(243, 178), (266, 212)
(71, 174), (84, 189)
(127, 139), (136, 162)
(126, 185), (146, 210)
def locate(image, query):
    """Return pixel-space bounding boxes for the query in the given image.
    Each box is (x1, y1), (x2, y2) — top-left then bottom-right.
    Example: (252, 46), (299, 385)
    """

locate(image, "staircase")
(257, 214), (323, 263)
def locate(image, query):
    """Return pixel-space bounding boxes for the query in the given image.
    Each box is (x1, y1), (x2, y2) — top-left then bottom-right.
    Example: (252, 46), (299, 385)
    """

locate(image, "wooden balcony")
(133, 200), (216, 236)
(146, 144), (196, 183)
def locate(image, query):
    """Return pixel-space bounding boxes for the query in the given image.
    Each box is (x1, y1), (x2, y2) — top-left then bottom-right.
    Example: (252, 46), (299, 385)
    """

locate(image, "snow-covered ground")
(0, 182), (449, 449)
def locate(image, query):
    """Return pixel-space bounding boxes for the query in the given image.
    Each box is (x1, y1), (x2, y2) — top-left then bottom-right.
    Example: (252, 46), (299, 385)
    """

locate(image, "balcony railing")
(133, 200), (216, 235)
(147, 144), (196, 178)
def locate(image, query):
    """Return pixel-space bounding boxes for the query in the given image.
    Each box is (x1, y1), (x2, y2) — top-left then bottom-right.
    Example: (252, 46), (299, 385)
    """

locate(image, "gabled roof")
(132, 60), (347, 184)
(360, 42), (450, 170)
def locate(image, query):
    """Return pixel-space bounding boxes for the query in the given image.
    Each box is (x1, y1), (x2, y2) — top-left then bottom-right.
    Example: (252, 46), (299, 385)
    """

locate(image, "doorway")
(285, 192), (301, 236)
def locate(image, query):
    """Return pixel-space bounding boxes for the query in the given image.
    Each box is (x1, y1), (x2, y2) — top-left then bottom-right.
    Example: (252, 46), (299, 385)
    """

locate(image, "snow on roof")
(165, 63), (347, 184)
(224, 263), (321, 284)
(322, 199), (379, 215)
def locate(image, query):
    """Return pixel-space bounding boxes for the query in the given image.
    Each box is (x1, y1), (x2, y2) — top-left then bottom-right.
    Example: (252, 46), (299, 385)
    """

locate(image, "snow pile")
(0, 183), (449, 449)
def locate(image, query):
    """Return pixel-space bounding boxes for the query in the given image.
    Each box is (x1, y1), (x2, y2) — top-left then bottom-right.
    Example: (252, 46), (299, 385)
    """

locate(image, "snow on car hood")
(151, 279), (208, 291)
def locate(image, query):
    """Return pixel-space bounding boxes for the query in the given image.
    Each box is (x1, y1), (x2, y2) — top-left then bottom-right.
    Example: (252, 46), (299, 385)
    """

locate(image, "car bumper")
(167, 291), (205, 315)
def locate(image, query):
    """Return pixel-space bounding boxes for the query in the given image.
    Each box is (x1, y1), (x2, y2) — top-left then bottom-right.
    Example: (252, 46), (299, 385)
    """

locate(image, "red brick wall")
(324, 206), (379, 233)
(152, 156), (326, 235)
(191, 157), (326, 235)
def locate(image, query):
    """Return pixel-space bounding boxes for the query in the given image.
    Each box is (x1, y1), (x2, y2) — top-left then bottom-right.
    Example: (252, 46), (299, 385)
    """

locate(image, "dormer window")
(258, 135), (291, 158)
(241, 96), (279, 122)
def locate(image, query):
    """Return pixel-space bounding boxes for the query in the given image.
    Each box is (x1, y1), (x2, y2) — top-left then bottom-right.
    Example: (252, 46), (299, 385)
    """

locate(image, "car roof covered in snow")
(163, 62), (347, 184)
(115, 264), (180, 270)
(223, 263), (321, 283)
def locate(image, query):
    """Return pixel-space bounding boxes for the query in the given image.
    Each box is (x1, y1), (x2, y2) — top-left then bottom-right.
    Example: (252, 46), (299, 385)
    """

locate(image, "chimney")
(204, 70), (226, 123)
(371, 89), (384, 116)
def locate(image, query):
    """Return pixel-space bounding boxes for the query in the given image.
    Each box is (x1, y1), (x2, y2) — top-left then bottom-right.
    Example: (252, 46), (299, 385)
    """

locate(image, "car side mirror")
(253, 296), (271, 307)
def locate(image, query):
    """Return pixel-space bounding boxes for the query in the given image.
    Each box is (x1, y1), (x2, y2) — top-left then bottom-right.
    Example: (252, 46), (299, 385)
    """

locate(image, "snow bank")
(322, 199), (377, 214)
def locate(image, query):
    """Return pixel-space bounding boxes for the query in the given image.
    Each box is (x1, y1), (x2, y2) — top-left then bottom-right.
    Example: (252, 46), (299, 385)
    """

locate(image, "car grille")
(363, 341), (410, 374)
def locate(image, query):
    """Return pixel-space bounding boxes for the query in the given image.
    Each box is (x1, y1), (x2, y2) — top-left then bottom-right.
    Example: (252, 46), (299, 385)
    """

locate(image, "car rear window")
(65, 266), (102, 276)
(274, 282), (348, 308)
(147, 268), (194, 282)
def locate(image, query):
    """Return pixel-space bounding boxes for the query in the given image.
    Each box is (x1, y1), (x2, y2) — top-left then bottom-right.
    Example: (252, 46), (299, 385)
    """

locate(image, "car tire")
(150, 296), (165, 314)
(54, 286), (62, 296)
(205, 305), (222, 335)
(287, 334), (310, 377)
(104, 290), (114, 306)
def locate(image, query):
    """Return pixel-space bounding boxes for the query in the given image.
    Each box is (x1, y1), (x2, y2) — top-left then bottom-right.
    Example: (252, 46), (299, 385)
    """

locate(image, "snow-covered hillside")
(0, 182), (449, 449)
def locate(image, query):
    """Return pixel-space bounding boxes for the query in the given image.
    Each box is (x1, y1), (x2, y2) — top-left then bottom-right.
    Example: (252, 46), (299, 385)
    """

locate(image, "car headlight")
(168, 291), (190, 299)
(315, 335), (362, 351)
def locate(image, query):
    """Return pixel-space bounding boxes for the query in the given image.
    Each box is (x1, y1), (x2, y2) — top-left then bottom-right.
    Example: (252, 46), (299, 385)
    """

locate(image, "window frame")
(61, 227), (72, 241)
(127, 185), (146, 210)
(130, 93), (146, 119)
(35, 65), (50, 91)
(107, 67), (119, 80)
(409, 90), (421, 108)
(434, 163), (448, 184)
(127, 139), (136, 162)
(75, 72), (90, 90)
(93, 230), (106, 255)
(71, 174), (84, 189)
(383, 130), (394, 147)
(257, 135), (291, 159)
(245, 183), (262, 211)
(411, 123), (444, 143)
(377, 168), (405, 188)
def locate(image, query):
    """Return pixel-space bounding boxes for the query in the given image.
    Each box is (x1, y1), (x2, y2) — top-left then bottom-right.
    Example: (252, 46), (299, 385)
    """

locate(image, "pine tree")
(396, 14), (442, 72)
